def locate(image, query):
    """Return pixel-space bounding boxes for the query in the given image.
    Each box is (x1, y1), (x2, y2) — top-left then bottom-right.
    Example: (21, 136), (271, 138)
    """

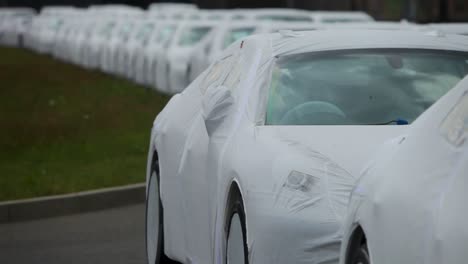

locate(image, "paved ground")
(0, 204), (178, 264)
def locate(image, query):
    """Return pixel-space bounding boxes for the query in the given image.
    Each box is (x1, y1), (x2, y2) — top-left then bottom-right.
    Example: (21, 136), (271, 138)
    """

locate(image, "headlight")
(283, 170), (321, 197)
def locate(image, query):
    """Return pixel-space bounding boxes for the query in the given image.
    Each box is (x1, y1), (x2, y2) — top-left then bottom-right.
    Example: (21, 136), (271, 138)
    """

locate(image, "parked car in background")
(0, 8), (35, 47)
(121, 19), (156, 79)
(139, 21), (179, 88)
(164, 21), (218, 93)
(311, 11), (374, 24)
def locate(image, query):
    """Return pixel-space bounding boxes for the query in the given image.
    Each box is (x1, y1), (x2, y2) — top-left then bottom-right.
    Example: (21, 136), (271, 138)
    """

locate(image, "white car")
(120, 20), (156, 79)
(244, 8), (314, 22)
(100, 19), (136, 74)
(148, 3), (198, 13)
(131, 20), (170, 85)
(142, 22), (179, 89)
(311, 11), (374, 24)
(83, 19), (118, 69)
(339, 74), (468, 264)
(159, 21), (217, 93)
(75, 19), (102, 67)
(114, 19), (145, 76)
(148, 3), (198, 22)
(144, 29), (468, 264)
(0, 8), (35, 47)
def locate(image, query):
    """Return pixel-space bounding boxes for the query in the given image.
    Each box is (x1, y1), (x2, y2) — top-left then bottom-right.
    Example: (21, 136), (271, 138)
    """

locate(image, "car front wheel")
(146, 162), (172, 264)
(225, 190), (249, 264)
(350, 243), (370, 264)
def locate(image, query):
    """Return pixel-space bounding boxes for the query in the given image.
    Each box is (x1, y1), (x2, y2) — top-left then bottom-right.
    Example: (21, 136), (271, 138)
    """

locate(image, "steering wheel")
(279, 101), (347, 125)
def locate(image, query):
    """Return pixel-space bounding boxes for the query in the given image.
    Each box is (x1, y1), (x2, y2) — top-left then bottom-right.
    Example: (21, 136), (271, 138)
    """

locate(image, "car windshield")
(321, 18), (370, 23)
(100, 22), (115, 35)
(257, 15), (313, 22)
(178, 26), (211, 46)
(157, 25), (176, 44)
(266, 49), (468, 125)
(223, 27), (255, 48)
(136, 24), (154, 40)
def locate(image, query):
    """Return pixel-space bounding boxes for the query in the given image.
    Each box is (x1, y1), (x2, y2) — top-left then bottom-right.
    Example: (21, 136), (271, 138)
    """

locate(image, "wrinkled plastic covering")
(340, 76), (468, 264)
(429, 23), (468, 36)
(147, 30), (468, 264)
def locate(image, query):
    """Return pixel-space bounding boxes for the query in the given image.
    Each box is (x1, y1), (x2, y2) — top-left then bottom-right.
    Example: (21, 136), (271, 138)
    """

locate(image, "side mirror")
(202, 85), (234, 136)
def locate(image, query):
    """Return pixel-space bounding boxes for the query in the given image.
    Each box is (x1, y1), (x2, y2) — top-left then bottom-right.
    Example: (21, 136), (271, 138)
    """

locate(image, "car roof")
(428, 23), (468, 35)
(261, 29), (468, 57)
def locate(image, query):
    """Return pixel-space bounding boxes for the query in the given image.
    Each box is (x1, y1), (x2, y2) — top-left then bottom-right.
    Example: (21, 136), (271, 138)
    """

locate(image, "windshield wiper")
(370, 118), (409, 125)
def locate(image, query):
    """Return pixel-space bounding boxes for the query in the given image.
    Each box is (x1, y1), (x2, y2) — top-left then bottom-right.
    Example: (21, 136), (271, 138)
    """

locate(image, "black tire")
(224, 188), (249, 264)
(350, 243), (370, 264)
(145, 160), (172, 264)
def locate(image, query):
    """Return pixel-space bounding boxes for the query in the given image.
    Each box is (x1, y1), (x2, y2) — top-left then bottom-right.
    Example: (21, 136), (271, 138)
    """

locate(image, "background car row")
(1, 4), (467, 96)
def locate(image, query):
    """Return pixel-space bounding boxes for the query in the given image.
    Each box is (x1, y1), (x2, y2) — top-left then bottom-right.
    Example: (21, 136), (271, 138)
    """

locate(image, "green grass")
(0, 47), (170, 201)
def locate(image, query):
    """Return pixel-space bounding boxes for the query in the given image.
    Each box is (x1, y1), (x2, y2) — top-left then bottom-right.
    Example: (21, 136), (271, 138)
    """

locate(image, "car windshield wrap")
(321, 18), (369, 23)
(266, 49), (468, 125)
(223, 27), (255, 48)
(157, 25), (175, 43)
(178, 26), (212, 46)
(137, 24), (154, 39)
(257, 15), (313, 22)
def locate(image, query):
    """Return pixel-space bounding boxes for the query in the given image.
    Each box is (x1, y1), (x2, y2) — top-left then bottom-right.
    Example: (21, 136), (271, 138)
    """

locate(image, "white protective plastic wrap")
(147, 30), (468, 264)
(340, 76), (468, 264)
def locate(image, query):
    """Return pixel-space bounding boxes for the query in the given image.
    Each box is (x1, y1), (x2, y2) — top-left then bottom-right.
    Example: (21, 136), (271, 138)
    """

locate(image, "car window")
(256, 15), (313, 22)
(231, 15), (246, 20)
(136, 24), (154, 40)
(207, 14), (223, 20)
(223, 27), (255, 49)
(266, 49), (468, 125)
(200, 56), (233, 94)
(178, 26), (212, 47)
(321, 18), (370, 23)
(157, 25), (175, 45)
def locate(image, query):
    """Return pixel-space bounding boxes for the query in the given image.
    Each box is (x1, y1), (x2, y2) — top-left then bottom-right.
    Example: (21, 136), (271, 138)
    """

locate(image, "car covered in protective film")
(340, 75), (468, 264)
(145, 29), (468, 264)
(311, 11), (374, 24)
(118, 20), (156, 79)
(138, 22), (179, 88)
(161, 21), (217, 93)
(100, 19), (137, 74)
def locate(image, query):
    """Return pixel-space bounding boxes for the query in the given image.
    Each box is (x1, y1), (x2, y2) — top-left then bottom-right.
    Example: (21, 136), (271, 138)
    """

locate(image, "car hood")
(258, 125), (408, 177)
(250, 125), (408, 222)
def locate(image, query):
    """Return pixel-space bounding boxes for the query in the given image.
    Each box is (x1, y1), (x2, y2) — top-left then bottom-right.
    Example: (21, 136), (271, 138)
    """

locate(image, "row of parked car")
(2, 4), (466, 95)
(2, 5), (468, 264)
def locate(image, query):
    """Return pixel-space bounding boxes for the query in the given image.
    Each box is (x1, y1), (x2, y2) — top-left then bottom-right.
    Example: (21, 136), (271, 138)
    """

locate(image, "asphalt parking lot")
(0, 204), (179, 264)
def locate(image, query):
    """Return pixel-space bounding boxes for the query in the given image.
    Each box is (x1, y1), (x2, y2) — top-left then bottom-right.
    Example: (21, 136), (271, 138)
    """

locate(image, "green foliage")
(0, 47), (170, 201)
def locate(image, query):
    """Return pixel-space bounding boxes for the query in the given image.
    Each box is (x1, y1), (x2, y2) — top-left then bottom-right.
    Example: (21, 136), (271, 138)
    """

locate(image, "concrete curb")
(0, 183), (145, 224)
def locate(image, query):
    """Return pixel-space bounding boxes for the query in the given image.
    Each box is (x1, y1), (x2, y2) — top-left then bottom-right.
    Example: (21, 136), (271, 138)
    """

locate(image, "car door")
(177, 54), (236, 264)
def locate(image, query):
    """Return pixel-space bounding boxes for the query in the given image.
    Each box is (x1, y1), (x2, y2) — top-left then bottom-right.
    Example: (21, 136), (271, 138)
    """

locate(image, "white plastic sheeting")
(429, 23), (468, 36)
(340, 76), (468, 264)
(147, 30), (468, 264)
